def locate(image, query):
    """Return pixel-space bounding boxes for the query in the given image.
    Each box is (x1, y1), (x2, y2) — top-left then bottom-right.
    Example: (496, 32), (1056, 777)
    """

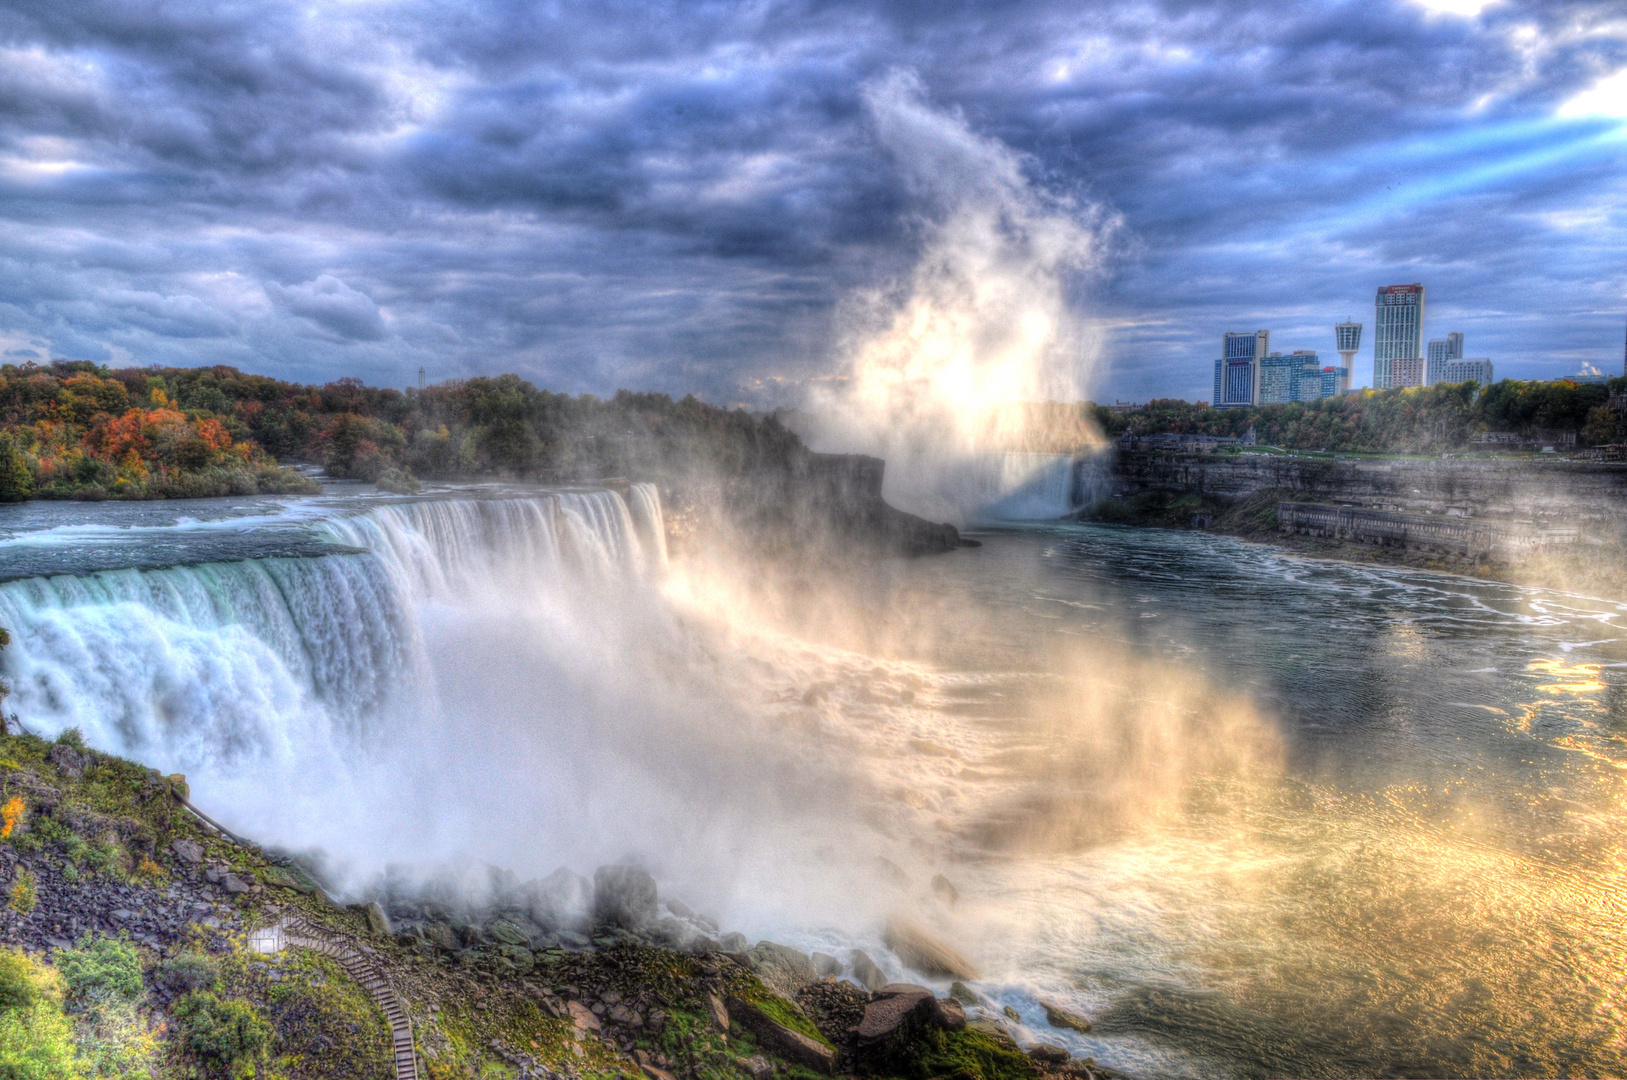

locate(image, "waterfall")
(0, 484), (666, 774)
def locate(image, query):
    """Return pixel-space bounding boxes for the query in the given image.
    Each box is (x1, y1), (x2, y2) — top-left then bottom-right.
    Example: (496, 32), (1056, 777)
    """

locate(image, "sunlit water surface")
(0, 488), (1621, 1079)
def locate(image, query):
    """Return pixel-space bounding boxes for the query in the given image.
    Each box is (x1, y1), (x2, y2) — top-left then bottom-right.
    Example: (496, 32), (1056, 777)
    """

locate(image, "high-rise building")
(1374, 284), (1424, 389)
(1258, 351), (1325, 404)
(1389, 356), (1425, 388)
(1335, 321), (1361, 392)
(1426, 331), (1465, 384)
(1313, 366), (1351, 399)
(1440, 358), (1493, 385)
(1213, 330), (1268, 408)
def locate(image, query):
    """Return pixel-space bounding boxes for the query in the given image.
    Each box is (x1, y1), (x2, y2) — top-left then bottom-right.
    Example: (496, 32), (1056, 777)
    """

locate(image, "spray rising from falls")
(811, 70), (1114, 524)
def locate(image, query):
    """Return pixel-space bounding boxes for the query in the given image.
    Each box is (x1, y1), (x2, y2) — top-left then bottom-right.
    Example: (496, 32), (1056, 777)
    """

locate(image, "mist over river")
(0, 484), (1621, 1078)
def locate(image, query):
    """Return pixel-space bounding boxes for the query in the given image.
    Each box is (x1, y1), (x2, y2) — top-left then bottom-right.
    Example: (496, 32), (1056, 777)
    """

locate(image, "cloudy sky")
(0, 0), (1623, 405)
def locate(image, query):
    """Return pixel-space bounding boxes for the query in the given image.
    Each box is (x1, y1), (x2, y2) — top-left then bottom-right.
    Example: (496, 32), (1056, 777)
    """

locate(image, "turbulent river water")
(0, 482), (1622, 1079)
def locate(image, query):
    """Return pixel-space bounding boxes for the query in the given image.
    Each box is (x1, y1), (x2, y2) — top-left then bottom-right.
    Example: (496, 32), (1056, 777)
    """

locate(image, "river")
(0, 483), (1620, 1078)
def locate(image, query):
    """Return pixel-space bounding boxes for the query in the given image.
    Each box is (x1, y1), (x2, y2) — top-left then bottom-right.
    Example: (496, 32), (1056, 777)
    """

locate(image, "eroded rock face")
(854, 985), (936, 1071)
(593, 865), (658, 930)
(48, 744), (84, 779)
(746, 941), (819, 998)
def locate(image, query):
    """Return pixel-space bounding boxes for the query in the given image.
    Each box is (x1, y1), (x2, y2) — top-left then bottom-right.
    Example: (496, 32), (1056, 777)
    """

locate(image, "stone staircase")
(250, 916), (419, 1080)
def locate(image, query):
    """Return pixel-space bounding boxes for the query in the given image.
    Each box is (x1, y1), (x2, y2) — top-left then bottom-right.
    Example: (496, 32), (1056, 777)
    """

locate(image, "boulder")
(497, 945), (535, 973)
(48, 744), (84, 779)
(487, 919), (528, 947)
(966, 1018), (1019, 1049)
(746, 941), (819, 998)
(948, 981), (979, 1006)
(220, 873), (251, 895)
(1028, 1043), (1071, 1065)
(932, 996), (966, 1031)
(739, 1055), (774, 1080)
(726, 996), (836, 1074)
(568, 1000), (601, 1033)
(884, 918), (979, 979)
(718, 931), (749, 953)
(705, 992), (730, 1033)
(811, 951), (842, 978)
(593, 865), (658, 930)
(1041, 1001), (1092, 1033)
(171, 839), (203, 865)
(421, 921), (459, 952)
(849, 949), (887, 991)
(365, 902), (391, 938)
(930, 874), (960, 908)
(854, 985), (936, 1071)
(557, 930), (591, 948)
(666, 898), (695, 919)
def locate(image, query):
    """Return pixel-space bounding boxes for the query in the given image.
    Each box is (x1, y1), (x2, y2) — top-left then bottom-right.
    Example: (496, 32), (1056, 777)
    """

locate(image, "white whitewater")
(882, 451), (1086, 523)
(0, 486), (665, 772)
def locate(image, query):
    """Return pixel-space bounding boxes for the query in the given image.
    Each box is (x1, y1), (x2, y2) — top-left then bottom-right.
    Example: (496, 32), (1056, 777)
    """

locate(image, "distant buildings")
(1259, 351), (1334, 404)
(1374, 284), (1425, 389)
(1426, 332), (1463, 384)
(1439, 358), (1494, 385)
(1213, 330), (1269, 408)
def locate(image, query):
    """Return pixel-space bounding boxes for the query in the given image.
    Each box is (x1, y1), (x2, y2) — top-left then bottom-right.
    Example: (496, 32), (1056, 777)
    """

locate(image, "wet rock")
(567, 1000), (601, 1033)
(488, 918), (528, 947)
(593, 865), (658, 930)
(1042, 1001), (1092, 1033)
(48, 744), (84, 779)
(883, 918), (978, 979)
(498, 945), (534, 973)
(364, 901), (391, 938)
(811, 952), (842, 978)
(794, 979), (871, 1050)
(726, 995), (836, 1074)
(220, 873), (251, 895)
(1028, 1043), (1071, 1065)
(421, 921), (459, 952)
(854, 985), (936, 1071)
(705, 992), (730, 1033)
(948, 981), (979, 1006)
(557, 930), (591, 948)
(930, 874), (960, 908)
(747, 941), (819, 998)
(665, 898), (695, 919)
(261, 864), (317, 894)
(931, 996), (966, 1031)
(718, 931), (749, 953)
(850, 949), (887, 992)
(739, 1054), (774, 1080)
(967, 1018), (1019, 1048)
(1003, 1005), (1021, 1022)
(171, 839), (203, 865)
(873, 857), (911, 889)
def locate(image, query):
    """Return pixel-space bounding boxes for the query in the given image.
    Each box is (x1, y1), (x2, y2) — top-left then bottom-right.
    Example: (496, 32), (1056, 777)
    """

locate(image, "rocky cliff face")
(1107, 452), (1627, 528)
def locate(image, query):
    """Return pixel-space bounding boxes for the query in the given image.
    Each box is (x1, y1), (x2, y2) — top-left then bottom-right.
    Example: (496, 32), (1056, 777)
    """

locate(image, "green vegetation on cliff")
(0, 359), (806, 500)
(1090, 377), (1627, 455)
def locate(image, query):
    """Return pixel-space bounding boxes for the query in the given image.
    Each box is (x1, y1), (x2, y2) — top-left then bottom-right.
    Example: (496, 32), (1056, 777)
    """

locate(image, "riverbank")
(0, 726), (1102, 1080)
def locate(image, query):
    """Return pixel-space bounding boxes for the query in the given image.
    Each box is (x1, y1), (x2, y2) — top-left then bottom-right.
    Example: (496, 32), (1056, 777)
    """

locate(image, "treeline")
(0, 360), (806, 500)
(1090, 378), (1627, 454)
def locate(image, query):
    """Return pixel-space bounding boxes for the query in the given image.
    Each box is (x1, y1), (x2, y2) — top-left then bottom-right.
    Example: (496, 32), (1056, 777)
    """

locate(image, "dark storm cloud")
(0, 0), (1621, 399)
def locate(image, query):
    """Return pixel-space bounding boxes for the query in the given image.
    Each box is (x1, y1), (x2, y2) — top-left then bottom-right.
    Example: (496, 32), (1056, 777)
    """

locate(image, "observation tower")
(1335, 320), (1362, 392)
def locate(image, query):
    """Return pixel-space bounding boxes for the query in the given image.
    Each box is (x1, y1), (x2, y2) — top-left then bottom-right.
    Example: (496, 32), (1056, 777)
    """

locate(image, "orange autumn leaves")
(0, 797), (22, 840)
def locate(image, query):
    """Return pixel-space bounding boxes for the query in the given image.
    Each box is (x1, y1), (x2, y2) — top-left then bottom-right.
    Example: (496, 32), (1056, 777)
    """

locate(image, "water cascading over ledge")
(0, 485), (667, 771)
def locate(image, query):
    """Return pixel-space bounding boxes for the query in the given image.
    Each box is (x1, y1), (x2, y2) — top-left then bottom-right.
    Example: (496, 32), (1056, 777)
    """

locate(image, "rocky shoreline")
(0, 728), (1107, 1080)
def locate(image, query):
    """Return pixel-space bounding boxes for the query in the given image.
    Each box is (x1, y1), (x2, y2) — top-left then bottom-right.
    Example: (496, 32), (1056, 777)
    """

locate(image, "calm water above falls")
(0, 490), (1619, 1079)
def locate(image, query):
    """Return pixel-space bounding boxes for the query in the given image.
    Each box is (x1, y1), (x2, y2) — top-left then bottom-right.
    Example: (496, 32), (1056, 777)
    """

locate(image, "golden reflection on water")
(1527, 657), (1608, 696)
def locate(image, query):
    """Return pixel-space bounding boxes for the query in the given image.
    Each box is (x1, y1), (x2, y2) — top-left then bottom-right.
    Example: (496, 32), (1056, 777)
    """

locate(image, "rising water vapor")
(811, 70), (1114, 523)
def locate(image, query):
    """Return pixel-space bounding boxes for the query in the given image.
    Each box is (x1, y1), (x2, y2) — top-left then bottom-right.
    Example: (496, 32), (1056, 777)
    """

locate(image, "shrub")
(8, 871), (34, 915)
(56, 935), (141, 1004)
(173, 992), (268, 1072)
(0, 948), (85, 1079)
(154, 953), (216, 995)
(52, 729), (86, 753)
